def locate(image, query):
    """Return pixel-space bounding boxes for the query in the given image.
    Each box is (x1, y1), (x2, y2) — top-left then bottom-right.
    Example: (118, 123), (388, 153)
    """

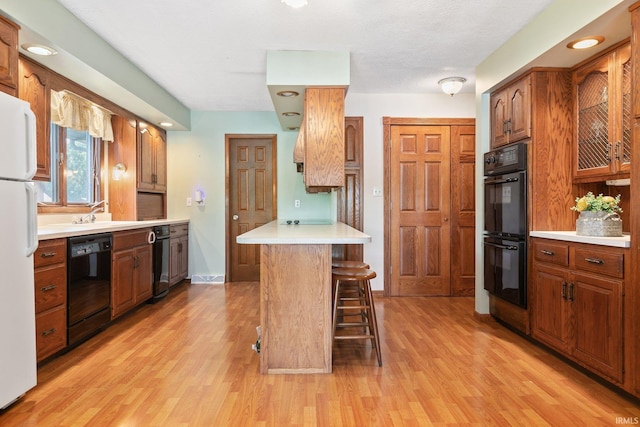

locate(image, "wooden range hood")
(267, 51), (349, 191)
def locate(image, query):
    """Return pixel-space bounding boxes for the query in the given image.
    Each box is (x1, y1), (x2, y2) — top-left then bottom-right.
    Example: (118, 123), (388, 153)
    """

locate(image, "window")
(36, 124), (103, 207)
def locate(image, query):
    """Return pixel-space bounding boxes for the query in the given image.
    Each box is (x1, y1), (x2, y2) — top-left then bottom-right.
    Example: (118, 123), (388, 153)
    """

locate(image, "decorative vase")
(576, 211), (622, 237)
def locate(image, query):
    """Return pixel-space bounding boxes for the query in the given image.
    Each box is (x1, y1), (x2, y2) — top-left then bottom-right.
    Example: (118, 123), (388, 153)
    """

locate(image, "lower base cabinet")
(531, 238), (625, 384)
(111, 229), (153, 319)
(169, 222), (188, 286)
(34, 239), (67, 362)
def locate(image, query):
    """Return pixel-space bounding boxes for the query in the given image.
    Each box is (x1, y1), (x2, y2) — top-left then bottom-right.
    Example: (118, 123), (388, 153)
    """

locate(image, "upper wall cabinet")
(490, 74), (531, 148)
(300, 87), (345, 190)
(0, 16), (19, 96)
(18, 56), (51, 181)
(137, 122), (167, 193)
(573, 42), (631, 182)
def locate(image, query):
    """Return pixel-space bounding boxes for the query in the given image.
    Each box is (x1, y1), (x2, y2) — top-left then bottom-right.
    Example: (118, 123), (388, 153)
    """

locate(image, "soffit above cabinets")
(267, 50), (350, 131)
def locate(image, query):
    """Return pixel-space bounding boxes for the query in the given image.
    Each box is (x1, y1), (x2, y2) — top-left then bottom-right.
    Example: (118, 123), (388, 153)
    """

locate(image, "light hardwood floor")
(1, 282), (639, 426)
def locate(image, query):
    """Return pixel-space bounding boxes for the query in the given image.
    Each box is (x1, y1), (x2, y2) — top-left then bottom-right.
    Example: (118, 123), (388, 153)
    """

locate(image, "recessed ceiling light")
(21, 43), (58, 56)
(567, 36), (604, 50)
(282, 111), (300, 117)
(287, 127), (300, 131)
(277, 90), (299, 97)
(159, 122), (173, 127)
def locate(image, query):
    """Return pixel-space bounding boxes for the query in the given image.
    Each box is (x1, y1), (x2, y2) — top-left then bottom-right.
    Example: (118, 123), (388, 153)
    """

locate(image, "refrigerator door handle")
(24, 110), (37, 180)
(25, 183), (38, 257)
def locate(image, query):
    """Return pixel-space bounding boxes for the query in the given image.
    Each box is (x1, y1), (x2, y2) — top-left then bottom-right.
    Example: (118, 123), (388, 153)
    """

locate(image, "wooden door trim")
(225, 134), (278, 282)
(382, 117), (475, 297)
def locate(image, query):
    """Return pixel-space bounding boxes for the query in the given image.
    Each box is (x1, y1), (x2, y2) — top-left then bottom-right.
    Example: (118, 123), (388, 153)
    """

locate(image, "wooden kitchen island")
(236, 221), (371, 374)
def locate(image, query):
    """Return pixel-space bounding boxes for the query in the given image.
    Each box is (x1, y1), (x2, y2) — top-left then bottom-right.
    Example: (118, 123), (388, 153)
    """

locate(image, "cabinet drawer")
(170, 223), (189, 238)
(34, 239), (66, 268)
(533, 240), (569, 267)
(112, 228), (153, 251)
(35, 305), (66, 362)
(34, 264), (67, 313)
(574, 248), (624, 279)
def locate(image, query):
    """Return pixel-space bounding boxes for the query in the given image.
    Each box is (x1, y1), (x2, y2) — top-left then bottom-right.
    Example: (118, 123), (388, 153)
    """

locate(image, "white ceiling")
(55, 0), (556, 112)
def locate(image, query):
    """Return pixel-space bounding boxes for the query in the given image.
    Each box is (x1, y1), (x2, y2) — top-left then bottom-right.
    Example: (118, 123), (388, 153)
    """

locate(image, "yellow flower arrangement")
(571, 192), (622, 213)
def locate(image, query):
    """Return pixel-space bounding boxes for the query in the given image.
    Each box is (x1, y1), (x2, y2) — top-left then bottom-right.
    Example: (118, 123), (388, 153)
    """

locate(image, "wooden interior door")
(450, 125), (476, 296)
(389, 125), (451, 296)
(227, 135), (277, 282)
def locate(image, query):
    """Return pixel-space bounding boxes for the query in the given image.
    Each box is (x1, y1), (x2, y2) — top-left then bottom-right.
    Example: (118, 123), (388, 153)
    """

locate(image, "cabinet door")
(507, 75), (531, 143)
(615, 44), (631, 175)
(490, 89), (509, 148)
(111, 249), (136, 318)
(574, 54), (612, 178)
(179, 235), (189, 280)
(531, 262), (570, 353)
(134, 245), (153, 302)
(169, 237), (181, 285)
(137, 124), (156, 191)
(19, 58), (51, 181)
(571, 273), (623, 383)
(0, 17), (18, 93)
(153, 131), (167, 192)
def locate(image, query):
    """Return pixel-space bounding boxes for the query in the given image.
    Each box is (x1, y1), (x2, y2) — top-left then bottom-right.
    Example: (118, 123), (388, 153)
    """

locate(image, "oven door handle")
(484, 177), (520, 185)
(483, 241), (519, 251)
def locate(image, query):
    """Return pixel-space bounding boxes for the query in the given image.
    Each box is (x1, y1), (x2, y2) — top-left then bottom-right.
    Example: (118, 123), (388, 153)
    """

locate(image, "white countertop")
(236, 220), (371, 244)
(38, 219), (189, 240)
(530, 231), (631, 248)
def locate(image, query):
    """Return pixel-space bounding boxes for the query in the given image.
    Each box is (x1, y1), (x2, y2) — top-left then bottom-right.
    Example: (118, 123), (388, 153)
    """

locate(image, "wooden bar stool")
(331, 267), (382, 367)
(331, 260), (370, 269)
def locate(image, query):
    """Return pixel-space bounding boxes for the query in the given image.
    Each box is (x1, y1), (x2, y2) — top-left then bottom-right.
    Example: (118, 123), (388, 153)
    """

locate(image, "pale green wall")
(167, 111), (332, 282)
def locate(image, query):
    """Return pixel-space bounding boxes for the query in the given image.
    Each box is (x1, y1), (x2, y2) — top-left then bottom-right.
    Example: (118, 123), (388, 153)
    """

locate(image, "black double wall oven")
(483, 143), (528, 308)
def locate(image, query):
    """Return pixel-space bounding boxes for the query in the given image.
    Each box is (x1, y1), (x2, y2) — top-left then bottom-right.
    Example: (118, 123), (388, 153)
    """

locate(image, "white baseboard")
(190, 274), (225, 284)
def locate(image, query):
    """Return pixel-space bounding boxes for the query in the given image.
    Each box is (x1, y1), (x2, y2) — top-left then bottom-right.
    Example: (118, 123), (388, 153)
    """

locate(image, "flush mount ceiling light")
(438, 77), (466, 96)
(21, 43), (57, 56)
(282, 0), (308, 8)
(567, 36), (604, 49)
(276, 90), (300, 97)
(282, 111), (300, 117)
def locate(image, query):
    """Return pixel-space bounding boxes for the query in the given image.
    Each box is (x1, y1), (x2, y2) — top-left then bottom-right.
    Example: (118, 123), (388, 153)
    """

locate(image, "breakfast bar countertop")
(236, 220), (371, 244)
(529, 230), (631, 248)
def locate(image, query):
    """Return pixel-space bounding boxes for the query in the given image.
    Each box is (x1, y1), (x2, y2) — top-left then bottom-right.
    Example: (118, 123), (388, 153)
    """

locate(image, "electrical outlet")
(373, 187), (383, 197)
(186, 197), (192, 206)
(294, 199), (301, 208)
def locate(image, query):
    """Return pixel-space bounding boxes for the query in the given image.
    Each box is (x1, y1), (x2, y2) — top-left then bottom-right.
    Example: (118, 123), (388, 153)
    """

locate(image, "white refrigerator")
(0, 91), (38, 409)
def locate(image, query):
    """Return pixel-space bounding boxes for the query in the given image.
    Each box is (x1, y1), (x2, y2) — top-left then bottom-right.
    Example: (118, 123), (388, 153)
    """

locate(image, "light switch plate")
(186, 197), (192, 206)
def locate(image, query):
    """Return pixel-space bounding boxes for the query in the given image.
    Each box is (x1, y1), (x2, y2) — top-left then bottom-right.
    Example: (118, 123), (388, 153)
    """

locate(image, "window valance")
(50, 90), (114, 142)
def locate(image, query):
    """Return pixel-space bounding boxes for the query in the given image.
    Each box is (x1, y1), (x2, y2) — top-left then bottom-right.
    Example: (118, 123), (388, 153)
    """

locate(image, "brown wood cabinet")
(490, 74), (531, 148)
(34, 239), (67, 362)
(111, 229), (153, 319)
(169, 223), (189, 286)
(18, 56), (51, 181)
(573, 42), (631, 181)
(297, 87), (345, 190)
(334, 116), (363, 262)
(109, 117), (167, 220)
(138, 123), (167, 193)
(531, 238), (625, 384)
(0, 16), (19, 96)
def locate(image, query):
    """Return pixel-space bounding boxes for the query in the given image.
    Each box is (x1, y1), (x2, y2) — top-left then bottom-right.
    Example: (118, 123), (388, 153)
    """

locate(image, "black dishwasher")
(67, 233), (112, 346)
(151, 225), (170, 302)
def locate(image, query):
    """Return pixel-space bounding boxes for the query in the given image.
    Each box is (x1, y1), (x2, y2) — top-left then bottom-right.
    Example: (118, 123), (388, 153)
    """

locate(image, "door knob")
(232, 214), (239, 221)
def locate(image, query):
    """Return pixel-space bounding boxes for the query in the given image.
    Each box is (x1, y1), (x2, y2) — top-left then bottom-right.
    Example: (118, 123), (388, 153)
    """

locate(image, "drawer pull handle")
(585, 257), (604, 265)
(40, 284), (57, 292)
(40, 252), (57, 258)
(41, 328), (57, 337)
(541, 250), (555, 256)
(561, 282), (567, 300)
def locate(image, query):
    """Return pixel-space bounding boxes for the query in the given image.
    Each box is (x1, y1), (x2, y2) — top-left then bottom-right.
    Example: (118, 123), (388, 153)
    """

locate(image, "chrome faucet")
(74, 207), (105, 224)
